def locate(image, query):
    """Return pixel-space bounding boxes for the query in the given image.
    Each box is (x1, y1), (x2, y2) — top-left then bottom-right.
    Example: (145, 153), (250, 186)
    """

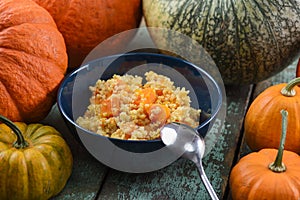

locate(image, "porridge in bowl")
(76, 71), (201, 140)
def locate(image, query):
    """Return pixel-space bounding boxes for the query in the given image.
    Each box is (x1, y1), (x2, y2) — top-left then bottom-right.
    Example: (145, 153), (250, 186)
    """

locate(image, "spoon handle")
(196, 162), (219, 200)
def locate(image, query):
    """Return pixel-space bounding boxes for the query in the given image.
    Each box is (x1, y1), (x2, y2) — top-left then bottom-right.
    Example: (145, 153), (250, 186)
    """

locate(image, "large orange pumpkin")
(33, 0), (143, 68)
(0, 0), (68, 122)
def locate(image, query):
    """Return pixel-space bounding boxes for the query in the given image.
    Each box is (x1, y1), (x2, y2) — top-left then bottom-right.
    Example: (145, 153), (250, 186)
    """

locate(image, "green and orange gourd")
(0, 115), (73, 200)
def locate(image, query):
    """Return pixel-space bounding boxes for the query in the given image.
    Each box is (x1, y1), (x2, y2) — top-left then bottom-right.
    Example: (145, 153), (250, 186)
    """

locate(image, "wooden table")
(44, 58), (298, 200)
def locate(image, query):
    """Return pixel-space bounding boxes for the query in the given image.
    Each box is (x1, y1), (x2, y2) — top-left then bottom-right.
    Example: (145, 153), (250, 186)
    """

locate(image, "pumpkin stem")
(268, 110), (288, 173)
(0, 115), (29, 149)
(280, 77), (300, 97)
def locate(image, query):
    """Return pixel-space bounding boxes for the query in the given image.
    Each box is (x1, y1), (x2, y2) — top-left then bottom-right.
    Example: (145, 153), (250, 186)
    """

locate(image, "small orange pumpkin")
(33, 0), (142, 68)
(0, 0), (68, 122)
(230, 110), (300, 200)
(244, 77), (300, 154)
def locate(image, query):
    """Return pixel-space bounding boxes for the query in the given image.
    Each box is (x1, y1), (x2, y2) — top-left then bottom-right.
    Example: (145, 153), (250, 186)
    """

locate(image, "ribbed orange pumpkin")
(0, 0), (68, 123)
(230, 110), (300, 200)
(33, 0), (142, 68)
(244, 77), (300, 154)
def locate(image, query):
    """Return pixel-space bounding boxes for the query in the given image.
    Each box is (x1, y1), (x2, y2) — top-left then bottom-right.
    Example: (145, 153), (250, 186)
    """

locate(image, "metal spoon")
(160, 122), (219, 200)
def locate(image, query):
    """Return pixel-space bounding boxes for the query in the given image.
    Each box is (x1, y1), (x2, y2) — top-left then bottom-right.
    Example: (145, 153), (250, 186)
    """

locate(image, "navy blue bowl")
(57, 53), (222, 154)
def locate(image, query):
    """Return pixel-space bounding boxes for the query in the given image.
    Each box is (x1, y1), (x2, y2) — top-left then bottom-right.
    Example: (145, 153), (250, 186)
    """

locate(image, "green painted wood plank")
(97, 84), (253, 200)
(40, 105), (109, 200)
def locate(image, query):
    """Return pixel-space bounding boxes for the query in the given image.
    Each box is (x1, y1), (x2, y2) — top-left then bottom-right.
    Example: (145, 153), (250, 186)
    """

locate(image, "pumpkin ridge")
(247, 173), (267, 198)
(0, 20), (57, 33)
(248, 172), (288, 199)
(199, 0), (214, 45)
(251, 0), (280, 53)
(0, 65), (51, 122)
(0, 46), (65, 72)
(286, 173), (300, 195)
(233, 0), (261, 82)
(245, 92), (276, 150)
(27, 126), (61, 141)
(31, 135), (73, 167)
(0, 81), (20, 120)
(0, 151), (10, 198)
(50, 0), (73, 26)
(171, 2), (200, 34)
(169, 2), (185, 30)
(7, 150), (30, 199)
(282, 174), (300, 196)
(31, 143), (70, 195)
(33, 136), (71, 154)
(0, 45), (66, 72)
(24, 149), (54, 199)
(0, 24), (67, 70)
(291, 95), (300, 147)
(23, 124), (43, 139)
(256, 95), (283, 147)
(0, 1), (57, 31)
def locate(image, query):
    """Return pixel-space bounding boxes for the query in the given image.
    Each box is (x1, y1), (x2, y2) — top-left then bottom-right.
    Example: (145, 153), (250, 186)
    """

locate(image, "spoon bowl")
(161, 122), (219, 200)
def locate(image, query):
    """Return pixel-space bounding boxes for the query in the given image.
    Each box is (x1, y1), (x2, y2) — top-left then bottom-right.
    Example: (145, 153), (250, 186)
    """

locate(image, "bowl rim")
(57, 52), (223, 143)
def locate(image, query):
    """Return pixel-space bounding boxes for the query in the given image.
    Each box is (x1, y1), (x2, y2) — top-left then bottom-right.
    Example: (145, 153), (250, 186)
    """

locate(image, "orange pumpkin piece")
(244, 77), (300, 154)
(100, 96), (120, 118)
(0, 0), (68, 123)
(134, 87), (157, 105)
(230, 110), (300, 200)
(33, 0), (142, 68)
(147, 104), (170, 125)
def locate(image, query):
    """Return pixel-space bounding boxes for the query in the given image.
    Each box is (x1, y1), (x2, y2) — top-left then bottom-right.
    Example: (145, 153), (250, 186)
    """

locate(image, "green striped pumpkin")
(143, 0), (300, 85)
